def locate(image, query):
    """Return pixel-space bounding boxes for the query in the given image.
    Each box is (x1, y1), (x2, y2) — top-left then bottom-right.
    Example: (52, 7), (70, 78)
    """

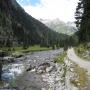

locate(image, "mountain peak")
(40, 19), (77, 35)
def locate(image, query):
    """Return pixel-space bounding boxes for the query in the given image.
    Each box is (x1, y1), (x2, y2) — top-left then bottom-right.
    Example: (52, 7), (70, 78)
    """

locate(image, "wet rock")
(46, 66), (57, 73)
(3, 56), (15, 63)
(26, 65), (33, 72)
(39, 62), (50, 67)
(30, 68), (36, 72)
(26, 64), (36, 72)
(13, 54), (24, 58)
(46, 66), (53, 73)
(36, 63), (50, 74)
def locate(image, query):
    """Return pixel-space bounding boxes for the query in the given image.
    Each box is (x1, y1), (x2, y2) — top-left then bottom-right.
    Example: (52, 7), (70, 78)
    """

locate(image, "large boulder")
(36, 62), (50, 74)
(3, 56), (15, 63)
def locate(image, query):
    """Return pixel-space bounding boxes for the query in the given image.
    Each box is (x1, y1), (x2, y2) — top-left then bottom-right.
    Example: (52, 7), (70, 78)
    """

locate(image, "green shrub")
(54, 52), (66, 63)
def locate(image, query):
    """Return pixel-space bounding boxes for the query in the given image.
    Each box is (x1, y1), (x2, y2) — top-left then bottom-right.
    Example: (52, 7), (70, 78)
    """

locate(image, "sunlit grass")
(71, 64), (88, 87)
(75, 44), (90, 60)
(0, 45), (52, 56)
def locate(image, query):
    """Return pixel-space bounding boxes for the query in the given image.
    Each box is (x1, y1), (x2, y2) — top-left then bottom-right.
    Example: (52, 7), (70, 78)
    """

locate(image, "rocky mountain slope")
(0, 0), (70, 48)
(40, 19), (77, 35)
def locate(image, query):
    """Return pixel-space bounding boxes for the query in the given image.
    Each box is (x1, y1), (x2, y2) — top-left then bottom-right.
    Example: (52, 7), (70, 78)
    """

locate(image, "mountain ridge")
(40, 19), (77, 35)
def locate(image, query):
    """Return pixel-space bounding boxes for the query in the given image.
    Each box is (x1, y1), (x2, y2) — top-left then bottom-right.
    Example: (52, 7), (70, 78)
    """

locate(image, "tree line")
(75, 0), (90, 43)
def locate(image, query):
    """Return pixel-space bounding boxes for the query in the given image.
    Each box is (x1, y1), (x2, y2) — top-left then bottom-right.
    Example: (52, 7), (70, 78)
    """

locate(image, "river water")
(0, 49), (79, 90)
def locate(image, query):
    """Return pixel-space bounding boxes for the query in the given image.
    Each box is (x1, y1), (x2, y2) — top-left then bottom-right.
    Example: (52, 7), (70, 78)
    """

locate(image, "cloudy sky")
(17, 0), (79, 23)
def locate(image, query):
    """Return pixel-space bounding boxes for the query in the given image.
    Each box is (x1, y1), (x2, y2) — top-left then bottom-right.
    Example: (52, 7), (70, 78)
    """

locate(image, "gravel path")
(67, 48), (90, 74)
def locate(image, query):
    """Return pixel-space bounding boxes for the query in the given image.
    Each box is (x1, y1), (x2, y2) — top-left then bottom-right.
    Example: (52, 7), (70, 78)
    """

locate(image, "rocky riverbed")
(0, 49), (88, 90)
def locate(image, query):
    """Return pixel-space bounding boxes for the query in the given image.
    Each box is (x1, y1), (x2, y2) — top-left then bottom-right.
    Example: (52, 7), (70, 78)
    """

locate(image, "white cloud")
(22, 0), (79, 22)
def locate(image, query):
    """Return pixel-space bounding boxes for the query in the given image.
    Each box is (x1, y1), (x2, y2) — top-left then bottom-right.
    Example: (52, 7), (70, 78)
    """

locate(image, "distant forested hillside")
(0, 0), (78, 49)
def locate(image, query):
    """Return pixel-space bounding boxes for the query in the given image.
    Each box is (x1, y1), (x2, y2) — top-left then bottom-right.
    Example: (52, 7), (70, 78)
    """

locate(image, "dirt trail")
(67, 48), (90, 74)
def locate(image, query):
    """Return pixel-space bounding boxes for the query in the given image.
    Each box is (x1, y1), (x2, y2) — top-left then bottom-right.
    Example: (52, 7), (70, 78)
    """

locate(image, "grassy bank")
(54, 51), (67, 85)
(70, 64), (88, 89)
(75, 44), (90, 60)
(54, 52), (67, 63)
(0, 45), (52, 56)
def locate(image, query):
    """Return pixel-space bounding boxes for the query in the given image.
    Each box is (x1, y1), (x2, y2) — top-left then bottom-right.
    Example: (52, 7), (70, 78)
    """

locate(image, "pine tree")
(75, 0), (90, 42)
(75, 0), (83, 30)
(79, 0), (90, 42)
